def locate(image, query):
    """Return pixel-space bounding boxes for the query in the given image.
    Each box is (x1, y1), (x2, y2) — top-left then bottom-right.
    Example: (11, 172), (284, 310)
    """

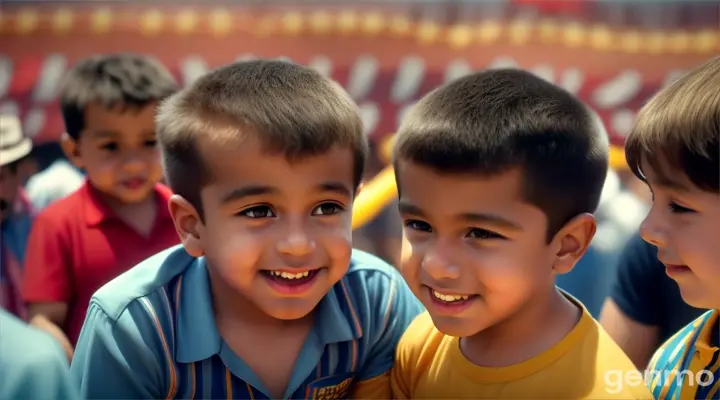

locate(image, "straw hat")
(0, 115), (32, 167)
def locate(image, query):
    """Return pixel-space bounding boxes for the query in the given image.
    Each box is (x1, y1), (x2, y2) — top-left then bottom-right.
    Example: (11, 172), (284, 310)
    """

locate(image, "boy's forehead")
(85, 101), (158, 117)
(201, 138), (356, 195)
(640, 154), (693, 192)
(83, 102), (157, 132)
(395, 160), (531, 219)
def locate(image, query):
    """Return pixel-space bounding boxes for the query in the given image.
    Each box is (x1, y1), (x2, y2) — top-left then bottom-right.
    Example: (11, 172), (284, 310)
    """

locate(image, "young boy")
(69, 60), (423, 399)
(625, 57), (720, 399)
(0, 115), (34, 320)
(389, 69), (653, 399)
(21, 53), (180, 359)
(0, 308), (78, 400)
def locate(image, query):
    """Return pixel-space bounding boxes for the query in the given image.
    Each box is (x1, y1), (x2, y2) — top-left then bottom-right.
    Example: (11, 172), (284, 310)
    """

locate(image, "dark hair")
(625, 57), (719, 192)
(28, 142), (66, 172)
(59, 53), (178, 139)
(393, 68), (609, 241)
(156, 59), (367, 218)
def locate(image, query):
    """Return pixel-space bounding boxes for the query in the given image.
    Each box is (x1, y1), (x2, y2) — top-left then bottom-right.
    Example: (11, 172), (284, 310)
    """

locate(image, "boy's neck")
(460, 287), (581, 368)
(98, 189), (158, 237)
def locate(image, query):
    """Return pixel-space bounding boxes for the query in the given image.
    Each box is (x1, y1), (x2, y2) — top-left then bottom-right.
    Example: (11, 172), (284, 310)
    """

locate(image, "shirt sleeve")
(389, 312), (432, 400)
(609, 233), (663, 326)
(390, 340), (413, 400)
(22, 213), (73, 303)
(351, 270), (424, 399)
(70, 301), (169, 399)
(1, 327), (79, 400)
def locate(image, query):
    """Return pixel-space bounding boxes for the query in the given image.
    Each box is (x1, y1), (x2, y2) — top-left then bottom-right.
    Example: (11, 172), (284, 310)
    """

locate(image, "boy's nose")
(122, 157), (146, 174)
(421, 249), (461, 281)
(639, 210), (667, 248)
(277, 227), (316, 257)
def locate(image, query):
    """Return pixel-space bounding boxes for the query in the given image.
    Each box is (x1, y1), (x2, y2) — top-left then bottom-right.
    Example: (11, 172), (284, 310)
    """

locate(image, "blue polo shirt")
(0, 309), (78, 400)
(70, 245), (423, 399)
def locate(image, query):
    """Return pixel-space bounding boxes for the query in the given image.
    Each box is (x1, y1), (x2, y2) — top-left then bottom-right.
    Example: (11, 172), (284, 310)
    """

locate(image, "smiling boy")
(626, 56), (720, 400)
(69, 60), (422, 399)
(389, 69), (653, 399)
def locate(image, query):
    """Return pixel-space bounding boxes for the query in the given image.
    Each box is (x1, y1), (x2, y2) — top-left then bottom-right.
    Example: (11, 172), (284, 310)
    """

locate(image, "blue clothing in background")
(0, 308), (79, 400)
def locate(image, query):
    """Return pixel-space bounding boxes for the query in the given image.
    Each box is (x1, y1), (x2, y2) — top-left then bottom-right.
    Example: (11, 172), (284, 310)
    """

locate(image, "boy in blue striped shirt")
(625, 57), (720, 399)
(70, 60), (423, 399)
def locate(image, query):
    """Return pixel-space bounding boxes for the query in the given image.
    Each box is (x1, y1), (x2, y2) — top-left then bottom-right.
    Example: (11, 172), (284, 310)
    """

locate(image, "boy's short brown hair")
(625, 57), (719, 192)
(59, 53), (178, 139)
(393, 68), (609, 241)
(156, 60), (367, 217)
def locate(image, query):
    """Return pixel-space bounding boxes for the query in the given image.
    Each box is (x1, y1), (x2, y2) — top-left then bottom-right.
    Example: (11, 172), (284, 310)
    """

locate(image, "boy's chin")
(109, 188), (155, 204)
(676, 284), (718, 310)
(259, 299), (321, 321)
(429, 315), (488, 338)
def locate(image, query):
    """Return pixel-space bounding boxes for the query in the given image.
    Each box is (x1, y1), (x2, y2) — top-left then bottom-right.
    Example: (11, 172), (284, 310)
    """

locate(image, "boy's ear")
(550, 213), (596, 275)
(60, 133), (83, 169)
(168, 195), (205, 257)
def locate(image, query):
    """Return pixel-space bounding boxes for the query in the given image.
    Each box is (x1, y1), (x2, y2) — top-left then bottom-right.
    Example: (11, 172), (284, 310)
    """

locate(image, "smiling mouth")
(121, 177), (147, 190)
(261, 269), (319, 284)
(664, 264), (692, 275)
(431, 289), (470, 303)
(427, 287), (478, 306)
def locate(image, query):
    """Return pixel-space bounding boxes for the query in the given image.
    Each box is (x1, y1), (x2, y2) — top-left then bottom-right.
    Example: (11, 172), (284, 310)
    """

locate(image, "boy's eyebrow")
(317, 181), (353, 197)
(647, 175), (690, 193)
(220, 185), (277, 204)
(459, 212), (523, 231)
(221, 181), (352, 205)
(398, 201), (522, 231)
(91, 130), (120, 139)
(397, 201), (426, 217)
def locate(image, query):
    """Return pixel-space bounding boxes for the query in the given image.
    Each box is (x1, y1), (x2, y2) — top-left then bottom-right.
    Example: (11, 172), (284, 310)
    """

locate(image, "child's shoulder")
(31, 183), (87, 226)
(90, 245), (194, 321)
(330, 249), (423, 336)
(650, 309), (717, 367)
(0, 308), (67, 364)
(346, 248), (400, 281)
(343, 249), (420, 309)
(396, 311), (443, 360)
(398, 311), (440, 341)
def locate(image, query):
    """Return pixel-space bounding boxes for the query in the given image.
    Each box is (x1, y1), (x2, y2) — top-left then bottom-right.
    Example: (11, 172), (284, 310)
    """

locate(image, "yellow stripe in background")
(1, 8), (718, 55)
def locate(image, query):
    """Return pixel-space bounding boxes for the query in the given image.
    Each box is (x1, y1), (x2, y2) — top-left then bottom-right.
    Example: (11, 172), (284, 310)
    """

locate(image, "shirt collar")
(83, 181), (173, 226)
(175, 259), (360, 364)
(695, 310), (719, 364)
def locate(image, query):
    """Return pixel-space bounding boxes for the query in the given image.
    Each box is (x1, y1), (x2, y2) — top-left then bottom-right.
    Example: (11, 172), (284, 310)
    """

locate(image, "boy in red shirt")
(22, 53), (180, 359)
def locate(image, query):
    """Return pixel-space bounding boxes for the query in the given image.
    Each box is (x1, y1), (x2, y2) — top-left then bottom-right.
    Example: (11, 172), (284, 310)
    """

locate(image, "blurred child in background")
(22, 53), (180, 359)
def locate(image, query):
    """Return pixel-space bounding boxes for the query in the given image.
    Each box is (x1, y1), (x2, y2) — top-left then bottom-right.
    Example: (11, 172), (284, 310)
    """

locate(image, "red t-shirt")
(22, 182), (179, 345)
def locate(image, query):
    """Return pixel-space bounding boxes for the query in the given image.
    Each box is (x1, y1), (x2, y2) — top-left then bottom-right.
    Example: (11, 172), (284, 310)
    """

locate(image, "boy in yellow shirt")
(389, 68), (653, 399)
(626, 57), (720, 400)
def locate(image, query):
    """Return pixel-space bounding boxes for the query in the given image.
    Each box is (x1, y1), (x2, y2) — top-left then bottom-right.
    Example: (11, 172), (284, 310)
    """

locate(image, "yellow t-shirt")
(391, 306), (654, 399)
(647, 309), (720, 400)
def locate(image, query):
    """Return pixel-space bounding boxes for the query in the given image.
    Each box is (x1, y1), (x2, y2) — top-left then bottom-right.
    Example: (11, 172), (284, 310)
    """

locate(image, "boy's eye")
(99, 142), (119, 152)
(404, 220), (432, 232)
(467, 228), (504, 240)
(668, 201), (695, 214)
(238, 205), (275, 219)
(144, 139), (158, 147)
(312, 202), (343, 216)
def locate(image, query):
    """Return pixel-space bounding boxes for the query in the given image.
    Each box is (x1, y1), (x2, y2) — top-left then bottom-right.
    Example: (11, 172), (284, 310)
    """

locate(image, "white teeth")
(432, 289), (469, 303)
(270, 271), (310, 279)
